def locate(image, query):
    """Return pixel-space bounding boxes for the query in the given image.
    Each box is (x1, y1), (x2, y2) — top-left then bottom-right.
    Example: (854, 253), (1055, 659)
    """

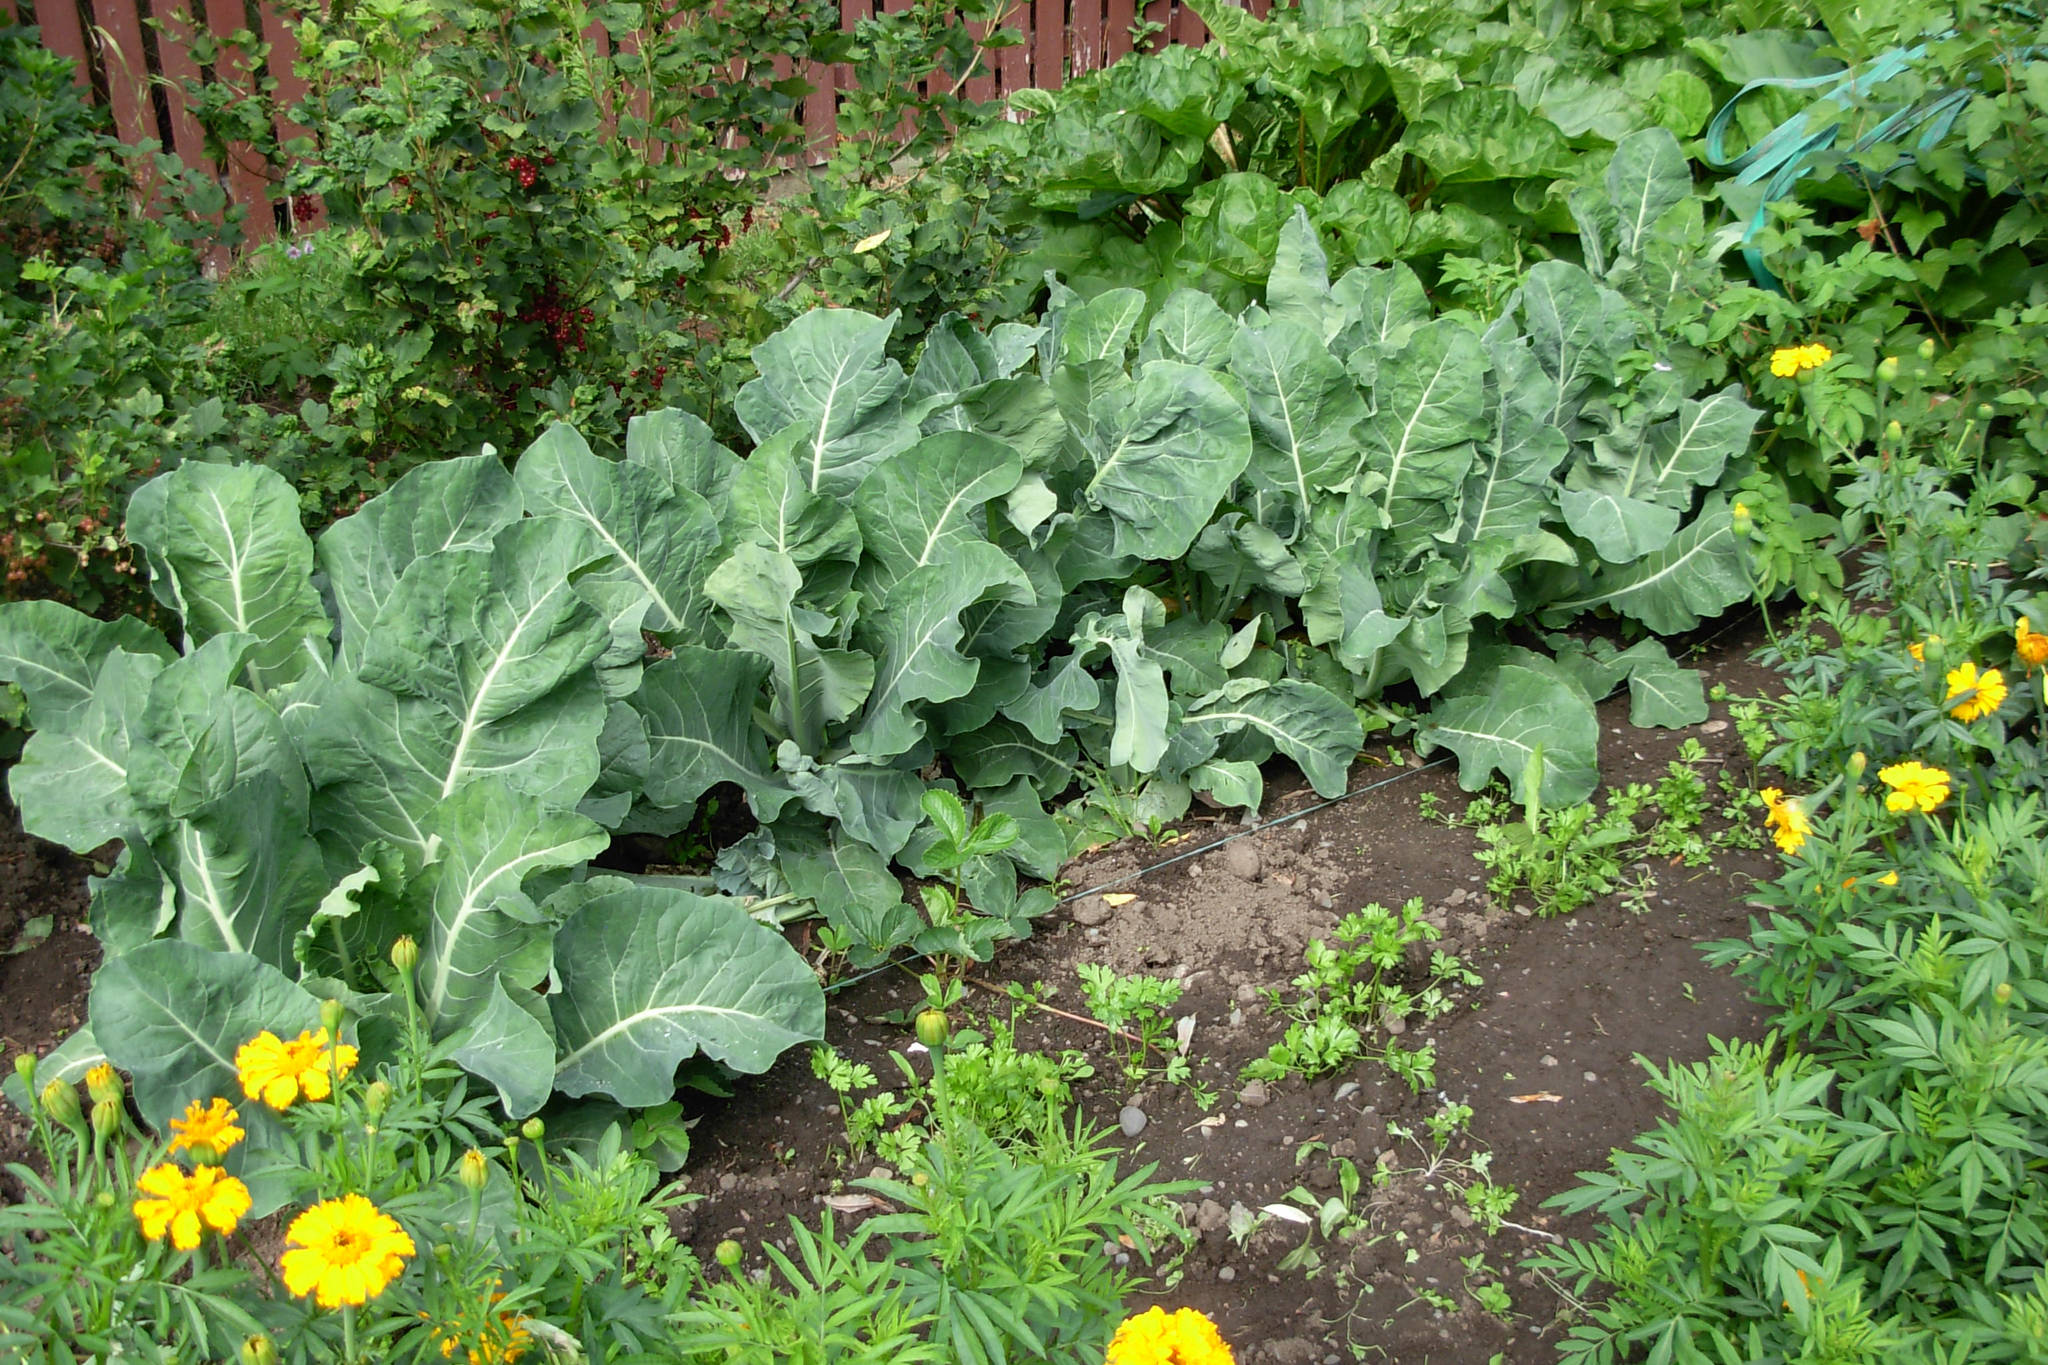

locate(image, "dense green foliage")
(1534, 444), (2048, 1364)
(0, 457), (828, 1138)
(4, 0), (2048, 1356)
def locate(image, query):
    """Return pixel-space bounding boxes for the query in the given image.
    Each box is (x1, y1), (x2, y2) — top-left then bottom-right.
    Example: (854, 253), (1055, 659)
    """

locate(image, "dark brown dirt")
(0, 627), (1786, 1364)
(0, 793), (101, 1189)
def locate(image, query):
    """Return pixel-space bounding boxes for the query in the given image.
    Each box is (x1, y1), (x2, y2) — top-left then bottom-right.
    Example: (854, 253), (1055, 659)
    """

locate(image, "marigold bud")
(715, 1238), (744, 1268)
(241, 1333), (279, 1365)
(320, 998), (346, 1037)
(1885, 419), (1904, 443)
(521, 1116), (545, 1143)
(915, 1009), (951, 1050)
(86, 1063), (122, 1106)
(1977, 402), (1995, 421)
(1847, 751), (1867, 780)
(90, 1098), (123, 1140)
(39, 1078), (81, 1128)
(94, 1189), (116, 1209)
(390, 935), (419, 975)
(12, 1053), (34, 1090)
(363, 1079), (392, 1120)
(1996, 982), (2013, 1004)
(459, 1148), (490, 1192)
(1918, 337), (1936, 361)
(1876, 355), (1900, 383)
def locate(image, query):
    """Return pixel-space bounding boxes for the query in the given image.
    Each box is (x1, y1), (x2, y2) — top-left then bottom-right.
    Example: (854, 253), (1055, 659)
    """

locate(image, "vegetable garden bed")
(0, 624), (1781, 1362)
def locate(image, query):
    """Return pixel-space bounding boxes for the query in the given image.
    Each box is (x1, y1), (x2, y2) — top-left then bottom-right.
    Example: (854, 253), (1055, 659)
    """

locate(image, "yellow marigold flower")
(2016, 618), (2048, 671)
(169, 1097), (245, 1158)
(1877, 870), (1900, 886)
(1105, 1306), (1236, 1365)
(1879, 760), (1951, 814)
(1758, 788), (1811, 856)
(1769, 343), (1833, 378)
(132, 1162), (251, 1250)
(236, 1028), (358, 1111)
(281, 1194), (416, 1309)
(1944, 661), (2007, 722)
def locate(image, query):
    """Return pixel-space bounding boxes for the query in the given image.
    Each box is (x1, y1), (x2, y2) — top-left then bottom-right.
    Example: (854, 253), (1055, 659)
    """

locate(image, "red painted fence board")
(26, 0), (1250, 248)
(33, 0), (91, 88)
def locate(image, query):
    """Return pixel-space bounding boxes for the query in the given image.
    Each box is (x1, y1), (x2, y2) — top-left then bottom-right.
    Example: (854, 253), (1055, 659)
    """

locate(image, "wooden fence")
(25, 0), (1273, 248)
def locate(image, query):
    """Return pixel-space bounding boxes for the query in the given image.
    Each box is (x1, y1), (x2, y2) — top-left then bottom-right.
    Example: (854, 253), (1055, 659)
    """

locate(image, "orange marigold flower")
(280, 1194), (415, 1309)
(1758, 787), (1811, 855)
(2016, 618), (2048, 671)
(168, 1097), (245, 1158)
(1105, 1307), (1235, 1365)
(1769, 343), (1833, 378)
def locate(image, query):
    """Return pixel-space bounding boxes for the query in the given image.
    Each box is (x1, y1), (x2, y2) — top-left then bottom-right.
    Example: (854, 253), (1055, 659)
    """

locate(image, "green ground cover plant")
(1242, 899), (1479, 1092)
(192, 0), (834, 459)
(0, 3), (323, 615)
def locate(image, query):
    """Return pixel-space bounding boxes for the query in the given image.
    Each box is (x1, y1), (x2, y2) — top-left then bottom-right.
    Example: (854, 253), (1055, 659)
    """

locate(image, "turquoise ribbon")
(1701, 19), (2042, 290)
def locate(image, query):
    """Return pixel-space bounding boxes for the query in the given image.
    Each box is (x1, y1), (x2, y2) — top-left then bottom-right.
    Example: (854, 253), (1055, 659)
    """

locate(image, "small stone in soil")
(1332, 1081), (1360, 1103)
(1217, 1266), (1236, 1282)
(1238, 1079), (1271, 1108)
(1119, 1105), (1148, 1137)
(1221, 841), (1261, 881)
(1540, 1054), (1559, 1067)
(1071, 897), (1113, 927)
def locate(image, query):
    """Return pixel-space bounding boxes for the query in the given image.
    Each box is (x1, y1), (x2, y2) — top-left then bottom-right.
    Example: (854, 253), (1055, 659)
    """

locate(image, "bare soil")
(0, 629), (1784, 1363)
